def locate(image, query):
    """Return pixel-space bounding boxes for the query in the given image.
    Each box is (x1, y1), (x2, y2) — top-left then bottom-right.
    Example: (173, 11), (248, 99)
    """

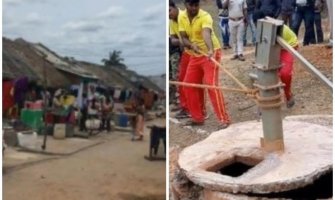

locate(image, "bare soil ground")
(4, 119), (166, 200)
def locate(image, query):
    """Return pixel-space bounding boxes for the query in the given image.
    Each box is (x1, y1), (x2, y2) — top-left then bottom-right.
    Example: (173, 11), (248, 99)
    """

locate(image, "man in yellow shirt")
(169, 1), (192, 119)
(179, 0), (230, 129)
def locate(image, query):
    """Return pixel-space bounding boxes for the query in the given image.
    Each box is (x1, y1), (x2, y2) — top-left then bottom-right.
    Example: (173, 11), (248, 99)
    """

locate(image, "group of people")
(216, 0), (332, 61)
(169, 0), (312, 130)
(51, 85), (149, 141)
(75, 91), (114, 133)
(76, 85), (147, 141)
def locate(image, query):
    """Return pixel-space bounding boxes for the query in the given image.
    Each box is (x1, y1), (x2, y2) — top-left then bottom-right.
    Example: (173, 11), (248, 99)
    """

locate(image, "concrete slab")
(202, 188), (333, 200)
(202, 189), (258, 200)
(178, 117), (332, 194)
(285, 114), (332, 128)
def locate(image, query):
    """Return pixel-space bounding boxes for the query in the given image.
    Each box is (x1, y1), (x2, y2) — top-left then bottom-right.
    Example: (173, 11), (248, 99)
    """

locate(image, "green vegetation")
(101, 50), (126, 69)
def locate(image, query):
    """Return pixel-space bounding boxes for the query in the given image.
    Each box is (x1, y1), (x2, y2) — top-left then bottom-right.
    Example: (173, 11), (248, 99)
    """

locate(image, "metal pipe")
(277, 37), (333, 91)
(254, 19), (285, 152)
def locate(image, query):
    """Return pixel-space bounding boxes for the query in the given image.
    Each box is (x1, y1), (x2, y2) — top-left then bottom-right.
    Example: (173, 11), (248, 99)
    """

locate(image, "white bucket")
(17, 131), (38, 148)
(53, 124), (66, 139)
(86, 119), (101, 129)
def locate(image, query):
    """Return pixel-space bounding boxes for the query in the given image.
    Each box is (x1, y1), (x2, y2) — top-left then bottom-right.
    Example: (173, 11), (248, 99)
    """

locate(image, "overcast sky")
(3, 0), (166, 76)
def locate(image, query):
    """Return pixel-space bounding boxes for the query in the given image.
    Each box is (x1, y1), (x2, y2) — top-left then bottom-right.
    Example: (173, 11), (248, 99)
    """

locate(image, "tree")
(101, 50), (126, 68)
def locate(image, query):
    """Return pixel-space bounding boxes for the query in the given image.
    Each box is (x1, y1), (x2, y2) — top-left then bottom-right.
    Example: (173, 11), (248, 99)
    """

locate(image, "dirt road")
(4, 119), (166, 200)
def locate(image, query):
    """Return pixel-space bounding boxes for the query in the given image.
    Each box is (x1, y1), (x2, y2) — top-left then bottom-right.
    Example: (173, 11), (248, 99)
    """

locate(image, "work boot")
(175, 109), (190, 119)
(231, 55), (239, 60)
(286, 97), (295, 108)
(223, 45), (231, 49)
(238, 54), (245, 61)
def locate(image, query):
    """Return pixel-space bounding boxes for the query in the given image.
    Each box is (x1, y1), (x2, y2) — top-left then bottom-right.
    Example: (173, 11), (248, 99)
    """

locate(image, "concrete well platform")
(178, 116), (332, 194)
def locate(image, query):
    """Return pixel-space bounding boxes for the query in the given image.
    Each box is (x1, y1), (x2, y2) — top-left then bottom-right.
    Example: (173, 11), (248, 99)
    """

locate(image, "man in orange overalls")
(179, 0), (231, 129)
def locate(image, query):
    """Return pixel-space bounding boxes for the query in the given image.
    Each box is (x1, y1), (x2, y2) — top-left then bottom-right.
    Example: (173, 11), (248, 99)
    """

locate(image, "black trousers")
(79, 108), (87, 131)
(100, 117), (111, 131)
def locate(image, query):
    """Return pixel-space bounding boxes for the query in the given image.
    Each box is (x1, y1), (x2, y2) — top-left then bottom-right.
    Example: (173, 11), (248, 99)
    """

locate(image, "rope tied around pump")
(169, 50), (285, 110)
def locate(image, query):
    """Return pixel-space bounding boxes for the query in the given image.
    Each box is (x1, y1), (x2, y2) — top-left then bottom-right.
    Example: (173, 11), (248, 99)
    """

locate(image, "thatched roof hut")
(3, 37), (71, 87)
(3, 37), (164, 93)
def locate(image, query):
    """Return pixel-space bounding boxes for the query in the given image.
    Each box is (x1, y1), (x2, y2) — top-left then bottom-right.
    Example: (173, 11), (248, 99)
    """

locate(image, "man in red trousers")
(179, 0), (231, 129)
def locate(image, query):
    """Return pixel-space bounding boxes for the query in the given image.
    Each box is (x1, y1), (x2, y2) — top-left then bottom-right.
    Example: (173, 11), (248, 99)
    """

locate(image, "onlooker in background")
(281, 0), (295, 26)
(243, 0), (257, 46)
(223, 0), (248, 61)
(313, 0), (324, 43)
(13, 76), (29, 115)
(132, 99), (145, 141)
(100, 96), (113, 132)
(52, 89), (65, 123)
(79, 93), (88, 132)
(52, 89), (64, 111)
(88, 97), (100, 118)
(326, 0), (332, 47)
(291, 0), (316, 46)
(253, 0), (281, 23)
(216, 0), (231, 49)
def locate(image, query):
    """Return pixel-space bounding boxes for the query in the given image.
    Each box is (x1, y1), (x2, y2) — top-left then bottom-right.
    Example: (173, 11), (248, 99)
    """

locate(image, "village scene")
(2, 0), (334, 199)
(3, 0), (166, 200)
(169, 0), (332, 199)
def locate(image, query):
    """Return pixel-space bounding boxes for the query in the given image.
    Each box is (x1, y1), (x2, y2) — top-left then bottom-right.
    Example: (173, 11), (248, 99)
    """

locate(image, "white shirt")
(223, 0), (247, 19)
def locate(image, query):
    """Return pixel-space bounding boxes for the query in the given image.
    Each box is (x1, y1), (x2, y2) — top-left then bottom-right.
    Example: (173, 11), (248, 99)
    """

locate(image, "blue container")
(118, 114), (129, 127)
